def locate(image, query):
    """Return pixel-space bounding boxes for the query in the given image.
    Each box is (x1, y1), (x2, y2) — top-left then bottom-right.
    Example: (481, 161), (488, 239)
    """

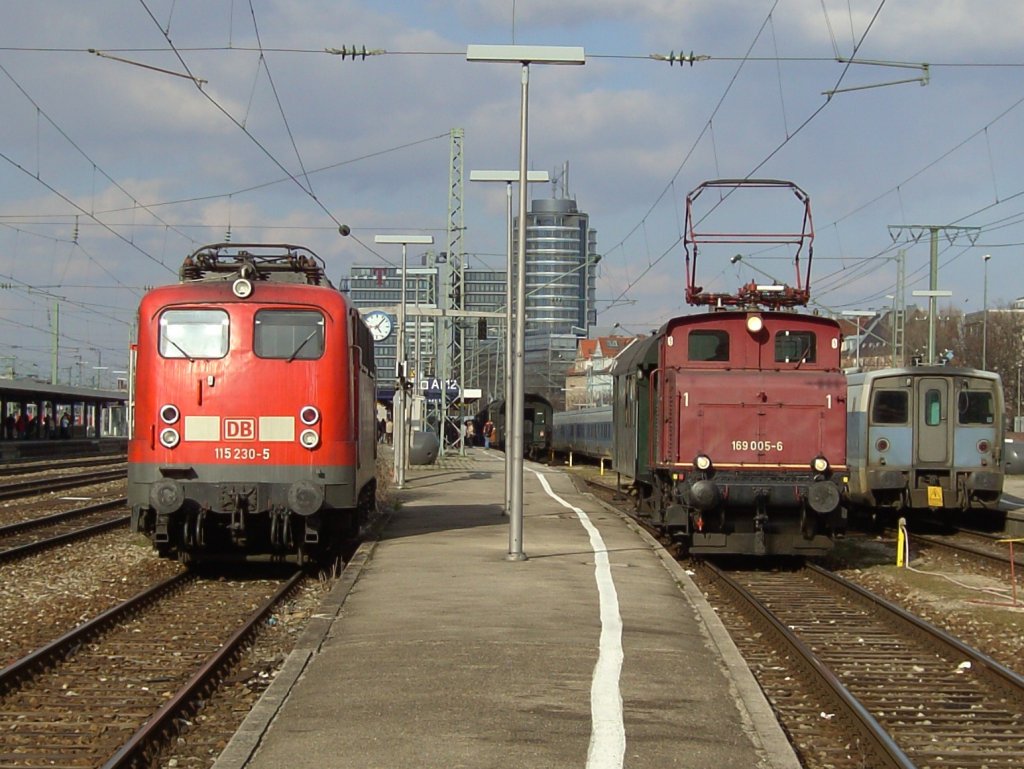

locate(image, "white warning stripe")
(531, 469), (625, 769)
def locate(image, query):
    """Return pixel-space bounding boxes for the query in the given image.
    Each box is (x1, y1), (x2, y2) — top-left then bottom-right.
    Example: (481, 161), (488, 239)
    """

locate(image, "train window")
(689, 330), (729, 361)
(775, 330), (816, 363)
(254, 310), (325, 360)
(924, 389), (942, 426)
(871, 390), (907, 424)
(159, 310), (229, 359)
(958, 390), (994, 425)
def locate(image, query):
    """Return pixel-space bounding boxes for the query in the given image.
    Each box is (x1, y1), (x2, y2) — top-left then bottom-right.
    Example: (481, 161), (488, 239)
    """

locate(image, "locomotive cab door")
(915, 376), (951, 465)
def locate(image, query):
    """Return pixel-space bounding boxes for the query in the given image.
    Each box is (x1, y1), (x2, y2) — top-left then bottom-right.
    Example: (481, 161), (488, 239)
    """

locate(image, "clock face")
(364, 310), (393, 342)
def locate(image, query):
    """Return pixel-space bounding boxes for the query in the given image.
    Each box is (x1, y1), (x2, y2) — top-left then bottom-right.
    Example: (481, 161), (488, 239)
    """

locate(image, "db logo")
(224, 418), (256, 440)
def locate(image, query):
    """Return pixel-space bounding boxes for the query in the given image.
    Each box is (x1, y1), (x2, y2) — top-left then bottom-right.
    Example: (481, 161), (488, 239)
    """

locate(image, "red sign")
(224, 418), (256, 440)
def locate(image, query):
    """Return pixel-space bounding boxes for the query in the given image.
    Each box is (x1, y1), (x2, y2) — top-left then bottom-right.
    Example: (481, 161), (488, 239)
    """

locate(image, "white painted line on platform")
(531, 469), (625, 769)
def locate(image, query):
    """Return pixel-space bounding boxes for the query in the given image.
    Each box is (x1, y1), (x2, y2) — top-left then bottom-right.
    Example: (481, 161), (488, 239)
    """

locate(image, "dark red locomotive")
(127, 244), (377, 563)
(646, 309), (847, 555)
(646, 180), (847, 555)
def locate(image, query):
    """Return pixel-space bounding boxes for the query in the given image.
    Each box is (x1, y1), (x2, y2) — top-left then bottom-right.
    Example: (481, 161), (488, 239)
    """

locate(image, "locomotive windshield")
(159, 309), (229, 359)
(774, 330), (815, 363)
(871, 390), (908, 424)
(255, 310), (325, 360)
(958, 390), (994, 425)
(688, 330), (729, 361)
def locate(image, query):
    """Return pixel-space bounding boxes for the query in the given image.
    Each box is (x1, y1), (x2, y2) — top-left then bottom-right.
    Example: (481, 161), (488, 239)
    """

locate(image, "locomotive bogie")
(649, 467), (846, 556)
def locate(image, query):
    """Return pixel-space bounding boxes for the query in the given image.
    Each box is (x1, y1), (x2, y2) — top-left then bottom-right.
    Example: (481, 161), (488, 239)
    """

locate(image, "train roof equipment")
(684, 179), (814, 310)
(178, 243), (333, 288)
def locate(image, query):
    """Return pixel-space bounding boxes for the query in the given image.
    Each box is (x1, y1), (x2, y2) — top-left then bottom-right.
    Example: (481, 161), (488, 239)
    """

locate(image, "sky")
(2, 1), (1023, 383)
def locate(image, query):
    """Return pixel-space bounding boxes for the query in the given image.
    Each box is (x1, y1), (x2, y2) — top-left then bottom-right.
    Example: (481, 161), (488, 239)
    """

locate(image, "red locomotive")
(127, 244), (377, 563)
(645, 309), (848, 555)
(647, 180), (847, 555)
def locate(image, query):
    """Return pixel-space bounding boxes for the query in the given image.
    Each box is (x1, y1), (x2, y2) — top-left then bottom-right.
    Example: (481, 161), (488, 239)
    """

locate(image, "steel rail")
(101, 570), (305, 768)
(702, 560), (916, 769)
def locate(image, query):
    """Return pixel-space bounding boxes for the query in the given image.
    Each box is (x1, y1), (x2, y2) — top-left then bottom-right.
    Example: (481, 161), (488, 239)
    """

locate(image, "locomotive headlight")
(300, 405), (320, 426)
(299, 428), (320, 449)
(694, 454), (712, 471)
(875, 437), (890, 453)
(977, 439), (991, 454)
(159, 427), (180, 449)
(811, 456), (829, 474)
(232, 278), (253, 299)
(746, 314), (764, 334)
(160, 404), (180, 424)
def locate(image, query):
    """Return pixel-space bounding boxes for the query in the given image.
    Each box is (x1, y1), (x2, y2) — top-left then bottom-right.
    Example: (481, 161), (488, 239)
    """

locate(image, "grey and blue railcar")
(846, 366), (1003, 517)
(552, 405), (614, 462)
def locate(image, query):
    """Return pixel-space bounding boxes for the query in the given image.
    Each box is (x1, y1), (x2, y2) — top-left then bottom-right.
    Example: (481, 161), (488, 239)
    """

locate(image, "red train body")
(647, 310), (848, 555)
(642, 179), (847, 556)
(127, 244), (377, 563)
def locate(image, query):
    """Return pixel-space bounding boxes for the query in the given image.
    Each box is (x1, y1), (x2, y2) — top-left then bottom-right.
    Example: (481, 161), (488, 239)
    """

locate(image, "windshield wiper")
(165, 337), (195, 362)
(287, 330), (319, 362)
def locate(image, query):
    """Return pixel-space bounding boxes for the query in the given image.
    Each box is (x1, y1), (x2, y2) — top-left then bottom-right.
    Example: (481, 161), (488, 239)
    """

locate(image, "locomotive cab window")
(871, 390), (908, 424)
(159, 309), (229, 359)
(958, 390), (994, 425)
(255, 310), (325, 360)
(689, 330), (729, 361)
(775, 330), (815, 363)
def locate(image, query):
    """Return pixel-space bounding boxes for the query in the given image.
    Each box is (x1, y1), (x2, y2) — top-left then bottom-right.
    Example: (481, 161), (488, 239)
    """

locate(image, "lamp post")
(982, 253), (991, 370)
(467, 43), (585, 562)
(375, 234), (434, 490)
(469, 169), (550, 517)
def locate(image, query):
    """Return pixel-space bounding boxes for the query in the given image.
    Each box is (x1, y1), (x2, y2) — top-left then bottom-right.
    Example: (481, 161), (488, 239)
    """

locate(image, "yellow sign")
(927, 485), (944, 507)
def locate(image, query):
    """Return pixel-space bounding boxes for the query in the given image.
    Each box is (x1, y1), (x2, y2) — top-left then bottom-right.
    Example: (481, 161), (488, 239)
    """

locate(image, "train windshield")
(958, 390), (994, 425)
(159, 310), (229, 359)
(775, 330), (815, 363)
(688, 330), (729, 361)
(254, 310), (325, 360)
(871, 390), (908, 424)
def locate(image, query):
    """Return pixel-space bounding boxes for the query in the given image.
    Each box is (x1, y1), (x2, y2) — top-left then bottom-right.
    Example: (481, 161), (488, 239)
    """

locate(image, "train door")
(915, 377), (951, 464)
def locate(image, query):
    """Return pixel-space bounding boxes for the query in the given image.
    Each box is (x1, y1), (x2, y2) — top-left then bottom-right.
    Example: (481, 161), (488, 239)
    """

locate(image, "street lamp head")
(983, 253), (992, 262)
(374, 234), (434, 246)
(470, 170), (550, 183)
(730, 254), (742, 264)
(466, 44), (585, 65)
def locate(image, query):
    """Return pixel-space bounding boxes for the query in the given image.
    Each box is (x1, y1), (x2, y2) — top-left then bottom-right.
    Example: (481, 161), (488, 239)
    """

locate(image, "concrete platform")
(214, 448), (800, 769)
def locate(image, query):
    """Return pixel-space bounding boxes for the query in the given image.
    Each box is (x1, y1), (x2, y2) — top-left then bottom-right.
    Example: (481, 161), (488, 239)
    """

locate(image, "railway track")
(909, 528), (1024, 574)
(0, 467), (126, 500)
(0, 453), (127, 478)
(698, 562), (1024, 769)
(0, 498), (129, 561)
(0, 569), (303, 768)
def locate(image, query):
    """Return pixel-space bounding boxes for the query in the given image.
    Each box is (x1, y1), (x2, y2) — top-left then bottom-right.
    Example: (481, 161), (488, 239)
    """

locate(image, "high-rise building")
(514, 197), (599, 337)
(514, 194), (600, 410)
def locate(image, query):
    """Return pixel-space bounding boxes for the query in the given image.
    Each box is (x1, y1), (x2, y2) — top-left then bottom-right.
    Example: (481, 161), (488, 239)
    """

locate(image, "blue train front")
(846, 366), (1004, 520)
